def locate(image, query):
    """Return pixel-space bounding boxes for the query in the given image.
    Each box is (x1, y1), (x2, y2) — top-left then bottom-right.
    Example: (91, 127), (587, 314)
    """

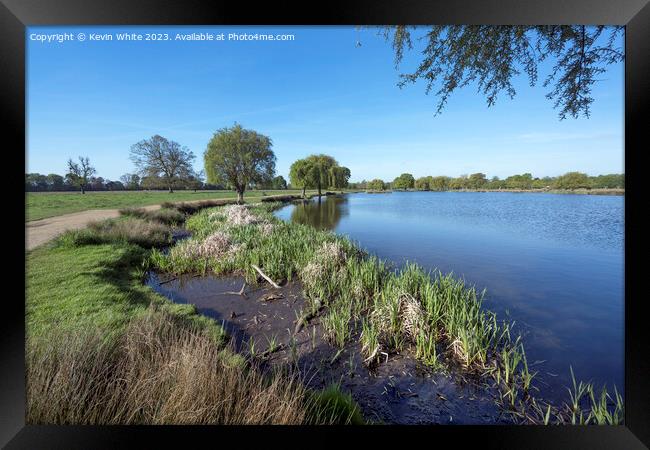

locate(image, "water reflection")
(289, 195), (349, 230)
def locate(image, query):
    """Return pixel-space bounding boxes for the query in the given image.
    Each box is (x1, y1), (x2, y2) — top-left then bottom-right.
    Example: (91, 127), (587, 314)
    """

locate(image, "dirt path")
(26, 205), (160, 251)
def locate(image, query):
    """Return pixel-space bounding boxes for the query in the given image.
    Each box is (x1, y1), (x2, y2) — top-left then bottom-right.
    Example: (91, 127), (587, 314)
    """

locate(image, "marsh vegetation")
(145, 199), (624, 424)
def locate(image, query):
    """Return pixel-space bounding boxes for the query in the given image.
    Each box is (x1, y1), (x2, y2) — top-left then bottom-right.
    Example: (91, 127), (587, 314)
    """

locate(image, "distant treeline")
(27, 169), (623, 193)
(349, 172), (624, 191)
(25, 172), (289, 192)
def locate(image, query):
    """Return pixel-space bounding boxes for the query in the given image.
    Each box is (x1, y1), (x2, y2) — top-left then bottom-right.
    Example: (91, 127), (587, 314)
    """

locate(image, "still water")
(275, 192), (624, 400)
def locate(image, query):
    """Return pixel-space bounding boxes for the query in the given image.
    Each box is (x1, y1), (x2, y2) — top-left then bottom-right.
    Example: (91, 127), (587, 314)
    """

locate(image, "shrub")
(119, 207), (185, 226)
(56, 217), (172, 248)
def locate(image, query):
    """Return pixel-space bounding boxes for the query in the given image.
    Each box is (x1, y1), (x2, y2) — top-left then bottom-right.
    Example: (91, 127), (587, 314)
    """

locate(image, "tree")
(25, 173), (48, 191)
(367, 179), (386, 191)
(105, 180), (125, 191)
(46, 174), (65, 191)
(591, 174), (624, 189)
(487, 176), (506, 189)
(140, 175), (167, 190)
(392, 173), (415, 190)
(305, 154), (337, 196)
(414, 176), (431, 191)
(271, 175), (288, 190)
(184, 169), (205, 192)
(130, 135), (195, 193)
(329, 166), (351, 189)
(380, 26), (624, 119)
(468, 173), (488, 189)
(504, 173), (533, 189)
(430, 176), (451, 191)
(66, 156), (96, 194)
(554, 171), (591, 189)
(449, 175), (471, 190)
(290, 155), (350, 197)
(88, 176), (106, 191)
(120, 173), (141, 190)
(204, 124), (276, 203)
(289, 159), (315, 198)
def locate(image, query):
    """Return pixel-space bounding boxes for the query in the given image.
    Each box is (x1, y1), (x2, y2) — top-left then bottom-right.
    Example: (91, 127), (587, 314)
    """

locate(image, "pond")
(275, 192), (624, 402)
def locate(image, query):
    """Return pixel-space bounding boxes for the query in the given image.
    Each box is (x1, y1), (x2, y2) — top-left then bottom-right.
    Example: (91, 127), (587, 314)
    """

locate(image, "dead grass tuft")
(399, 293), (425, 342)
(171, 231), (242, 261)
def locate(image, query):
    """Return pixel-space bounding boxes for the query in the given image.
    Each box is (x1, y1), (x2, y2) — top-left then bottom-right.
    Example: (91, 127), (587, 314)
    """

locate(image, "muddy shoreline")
(147, 272), (512, 424)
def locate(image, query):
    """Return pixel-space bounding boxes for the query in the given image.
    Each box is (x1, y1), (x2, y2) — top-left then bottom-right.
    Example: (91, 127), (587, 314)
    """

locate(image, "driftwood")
(294, 299), (324, 334)
(260, 292), (284, 302)
(252, 264), (281, 289)
(221, 282), (247, 298)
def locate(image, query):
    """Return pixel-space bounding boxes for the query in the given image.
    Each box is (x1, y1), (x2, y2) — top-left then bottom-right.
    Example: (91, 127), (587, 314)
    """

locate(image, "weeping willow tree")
(376, 25), (624, 120)
(289, 154), (351, 197)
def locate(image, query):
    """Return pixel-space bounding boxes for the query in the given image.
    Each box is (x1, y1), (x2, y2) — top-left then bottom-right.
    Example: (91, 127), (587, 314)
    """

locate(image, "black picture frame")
(3, 0), (648, 448)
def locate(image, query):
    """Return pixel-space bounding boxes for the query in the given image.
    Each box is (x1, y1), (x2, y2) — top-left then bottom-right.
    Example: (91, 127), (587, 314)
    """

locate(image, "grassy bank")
(26, 189), (315, 221)
(150, 201), (624, 425)
(26, 210), (364, 425)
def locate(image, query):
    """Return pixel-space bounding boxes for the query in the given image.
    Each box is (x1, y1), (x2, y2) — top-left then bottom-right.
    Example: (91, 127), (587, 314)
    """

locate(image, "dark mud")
(147, 272), (513, 424)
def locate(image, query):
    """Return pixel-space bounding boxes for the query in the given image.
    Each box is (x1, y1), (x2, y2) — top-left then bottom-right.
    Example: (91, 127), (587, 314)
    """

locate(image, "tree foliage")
(392, 173), (415, 190)
(380, 25), (624, 119)
(271, 175), (288, 190)
(289, 159), (316, 198)
(367, 179), (386, 191)
(289, 154), (351, 197)
(468, 173), (488, 189)
(554, 171), (591, 189)
(130, 135), (195, 193)
(405, 171), (623, 191)
(204, 124), (276, 203)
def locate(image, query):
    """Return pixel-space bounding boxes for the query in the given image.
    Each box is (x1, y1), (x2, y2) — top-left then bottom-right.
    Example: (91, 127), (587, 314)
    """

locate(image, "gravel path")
(26, 205), (160, 251)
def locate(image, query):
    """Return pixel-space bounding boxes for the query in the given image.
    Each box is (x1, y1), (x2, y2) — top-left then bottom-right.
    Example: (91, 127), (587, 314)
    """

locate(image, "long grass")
(55, 216), (173, 248)
(27, 306), (359, 424)
(119, 206), (186, 226)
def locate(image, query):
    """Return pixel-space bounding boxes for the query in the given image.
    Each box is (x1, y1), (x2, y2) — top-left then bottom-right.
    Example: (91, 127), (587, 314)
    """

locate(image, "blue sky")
(26, 26), (624, 182)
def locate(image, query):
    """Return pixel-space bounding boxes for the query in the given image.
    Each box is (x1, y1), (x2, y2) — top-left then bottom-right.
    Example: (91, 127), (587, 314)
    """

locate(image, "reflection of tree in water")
(290, 196), (349, 230)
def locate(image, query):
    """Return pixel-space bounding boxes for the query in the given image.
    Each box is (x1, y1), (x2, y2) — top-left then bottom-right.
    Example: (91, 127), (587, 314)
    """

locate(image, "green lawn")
(26, 189), (307, 221)
(26, 242), (222, 341)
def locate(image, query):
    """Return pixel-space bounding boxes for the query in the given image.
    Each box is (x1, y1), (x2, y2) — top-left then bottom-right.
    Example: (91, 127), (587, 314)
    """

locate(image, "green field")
(25, 190), (307, 221)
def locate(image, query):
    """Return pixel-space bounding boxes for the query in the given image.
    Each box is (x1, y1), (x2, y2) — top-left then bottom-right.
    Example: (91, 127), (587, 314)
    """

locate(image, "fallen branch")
(221, 282), (247, 297)
(260, 292), (284, 302)
(252, 264), (281, 289)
